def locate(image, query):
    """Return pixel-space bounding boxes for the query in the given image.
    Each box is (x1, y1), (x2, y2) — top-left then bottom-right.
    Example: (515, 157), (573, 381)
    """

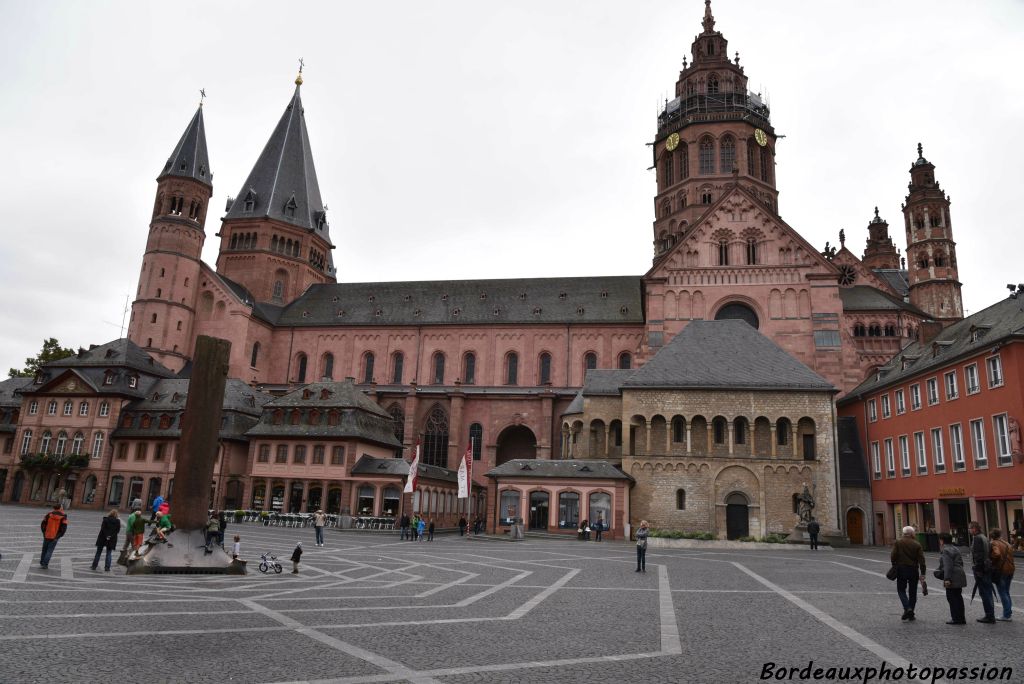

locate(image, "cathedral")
(0, 2), (966, 543)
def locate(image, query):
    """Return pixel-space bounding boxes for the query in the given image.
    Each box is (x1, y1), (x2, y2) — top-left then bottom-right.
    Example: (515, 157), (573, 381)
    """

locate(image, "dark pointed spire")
(702, 0), (716, 32)
(160, 105), (211, 186)
(224, 75), (333, 262)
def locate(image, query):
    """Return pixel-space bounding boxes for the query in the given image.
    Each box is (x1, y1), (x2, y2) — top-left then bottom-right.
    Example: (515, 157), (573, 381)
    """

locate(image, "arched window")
(463, 352), (476, 385)
(558, 492), (580, 529)
(734, 417), (748, 445)
(746, 238), (757, 265)
(71, 432), (84, 455)
(699, 136), (715, 175)
(747, 140), (758, 177)
(676, 489), (686, 510)
(776, 418), (791, 445)
(55, 431), (67, 455)
(322, 353), (334, 380)
(469, 423), (483, 460)
(539, 352), (552, 385)
(250, 342), (260, 368)
(92, 431), (104, 458)
(432, 352), (445, 384)
(362, 352), (374, 383)
(713, 417), (727, 444)
(391, 352), (404, 384)
(296, 353), (308, 383)
(707, 74), (719, 94)
(40, 430), (52, 454)
(672, 416), (684, 442)
(868, 324), (882, 337)
(760, 147), (772, 183)
(883, 325), (897, 337)
(662, 152), (674, 187)
(719, 135), (735, 173)
(584, 352), (597, 372)
(107, 475), (124, 507)
(423, 406), (450, 468)
(853, 323), (866, 337)
(718, 239), (729, 266)
(505, 352), (519, 385)
(701, 190), (713, 205)
(679, 142), (689, 179)
(273, 280), (283, 299)
(618, 352), (632, 370)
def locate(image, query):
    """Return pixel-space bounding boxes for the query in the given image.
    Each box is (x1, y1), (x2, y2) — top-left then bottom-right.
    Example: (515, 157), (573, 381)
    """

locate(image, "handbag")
(885, 566), (898, 581)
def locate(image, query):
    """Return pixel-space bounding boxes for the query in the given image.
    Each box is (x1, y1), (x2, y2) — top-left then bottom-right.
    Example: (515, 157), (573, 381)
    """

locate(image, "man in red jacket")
(40, 504), (68, 569)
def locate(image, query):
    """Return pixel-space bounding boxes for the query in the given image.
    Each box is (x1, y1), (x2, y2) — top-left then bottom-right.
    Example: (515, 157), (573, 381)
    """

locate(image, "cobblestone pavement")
(1, 504), (1021, 683)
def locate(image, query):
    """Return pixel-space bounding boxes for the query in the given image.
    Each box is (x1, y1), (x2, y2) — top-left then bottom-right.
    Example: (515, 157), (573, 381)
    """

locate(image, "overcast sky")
(2, 1), (1023, 373)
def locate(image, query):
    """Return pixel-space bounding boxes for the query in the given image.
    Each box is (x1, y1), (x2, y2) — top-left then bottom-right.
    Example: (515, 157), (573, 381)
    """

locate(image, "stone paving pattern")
(0, 504), (1020, 683)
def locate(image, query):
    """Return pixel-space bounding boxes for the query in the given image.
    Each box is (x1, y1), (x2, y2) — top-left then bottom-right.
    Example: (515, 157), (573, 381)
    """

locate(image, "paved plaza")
(0, 505), (1020, 684)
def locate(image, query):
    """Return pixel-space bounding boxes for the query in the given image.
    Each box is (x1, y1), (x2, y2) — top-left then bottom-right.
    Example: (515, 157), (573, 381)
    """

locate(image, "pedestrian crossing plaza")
(0, 504), (1020, 683)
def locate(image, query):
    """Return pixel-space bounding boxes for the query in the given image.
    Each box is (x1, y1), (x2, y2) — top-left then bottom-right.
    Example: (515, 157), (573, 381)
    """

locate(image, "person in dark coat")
(458, 517), (467, 536)
(91, 510), (121, 572)
(890, 525), (926, 621)
(399, 514), (411, 541)
(807, 518), (821, 550)
(968, 521), (996, 623)
(635, 520), (650, 573)
(933, 532), (967, 624)
(290, 542), (303, 574)
(217, 510), (228, 548)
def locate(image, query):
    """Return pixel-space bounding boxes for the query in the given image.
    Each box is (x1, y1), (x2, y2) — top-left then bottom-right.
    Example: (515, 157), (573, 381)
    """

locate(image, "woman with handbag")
(933, 532), (967, 625)
(890, 525), (926, 621)
(91, 510), (121, 572)
(635, 520), (650, 573)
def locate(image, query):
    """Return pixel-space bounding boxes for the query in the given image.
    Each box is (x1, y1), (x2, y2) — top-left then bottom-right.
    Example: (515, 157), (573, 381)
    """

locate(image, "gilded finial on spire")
(295, 57), (305, 86)
(199, 88), (206, 107)
(702, 0), (716, 32)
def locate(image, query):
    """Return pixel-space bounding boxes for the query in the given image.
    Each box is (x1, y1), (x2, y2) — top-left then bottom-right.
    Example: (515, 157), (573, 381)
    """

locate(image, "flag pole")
(467, 437), (473, 537)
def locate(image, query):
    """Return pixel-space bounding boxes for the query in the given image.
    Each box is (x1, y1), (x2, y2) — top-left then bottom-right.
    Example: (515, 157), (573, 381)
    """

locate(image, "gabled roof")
(223, 83), (334, 274)
(43, 339), (176, 377)
(623, 320), (834, 391)
(842, 295), (1024, 400)
(350, 455), (459, 483)
(0, 377), (33, 407)
(582, 369), (633, 395)
(276, 276), (643, 327)
(159, 106), (211, 187)
(260, 380), (391, 416)
(23, 339), (176, 399)
(486, 459), (633, 481)
(873, 269), (910, 298)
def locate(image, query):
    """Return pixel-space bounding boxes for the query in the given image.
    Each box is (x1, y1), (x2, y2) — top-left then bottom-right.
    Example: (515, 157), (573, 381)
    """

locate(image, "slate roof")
(223, 83), (335, 274)
(350, 455), (459, 483)
(214, 272), (285, 325)
(564, 391), (584, 415)
(872, 269), (910, 298)
(840, 285), (925, 315)
(623, 320), (835, 391)
(583, 370), (634, 395)
(0, 377), (31, 408)
(486, 459), (633, 481)
(275, 276), (644, 327)
(23, 339), (176, 400)
(841, 295), (1024, 400)
(837, 416), (870, 488)
(159, 106), (211, 187)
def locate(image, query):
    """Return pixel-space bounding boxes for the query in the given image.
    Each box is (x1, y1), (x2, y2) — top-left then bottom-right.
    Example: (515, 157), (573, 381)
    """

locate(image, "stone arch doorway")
(496, 425), (537, 466)
(725, 492), (750, 540)
(846, 507), (865, 545)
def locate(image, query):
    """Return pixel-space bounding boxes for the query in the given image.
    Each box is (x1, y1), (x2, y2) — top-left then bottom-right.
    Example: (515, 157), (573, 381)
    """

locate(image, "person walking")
(417, 517), (426, 542)
(399, 514), (410, 541)
(56, 485), (69, 511)
(968, 521), (996, 623)
(313, 509), (327, 547)
(427, 519), (435, 542)
(635, 520), (650, 573)
(989, 529), (1015, 621)
(594, 517), (604, 542)
(933, 532), (967, 625)
(890, 525), (926, 621)
(290, 542), (303, 574)
(807, 518), (821, 550)
(128, 504), (147, 550)
(458, 516), (467, 537)
(39, 504), (68, 569)
(91, 510), (121, 571)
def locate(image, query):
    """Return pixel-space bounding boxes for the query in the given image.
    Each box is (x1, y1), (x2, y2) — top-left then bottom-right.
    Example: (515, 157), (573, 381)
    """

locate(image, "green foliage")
(649, 529), (714, 540)
(8, 338), (76, 378)
(19, 452), (89, 470)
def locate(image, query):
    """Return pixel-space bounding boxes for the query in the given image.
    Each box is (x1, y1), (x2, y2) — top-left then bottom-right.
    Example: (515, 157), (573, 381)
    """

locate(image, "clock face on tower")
(754, 129), (768, 147)
(665, 133), (680, 152)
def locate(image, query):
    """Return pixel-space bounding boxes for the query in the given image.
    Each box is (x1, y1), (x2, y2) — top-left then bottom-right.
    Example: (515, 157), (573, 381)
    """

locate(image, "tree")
(8, 338), (76, 378)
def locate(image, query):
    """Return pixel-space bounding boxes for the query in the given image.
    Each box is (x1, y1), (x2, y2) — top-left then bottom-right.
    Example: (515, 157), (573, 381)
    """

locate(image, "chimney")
(919, 320), (943, 345)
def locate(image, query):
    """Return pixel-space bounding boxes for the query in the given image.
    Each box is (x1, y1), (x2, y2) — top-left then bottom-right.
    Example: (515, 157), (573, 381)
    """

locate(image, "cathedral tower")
(903, 144), (963, 322)
(860, 207), (900, 270)
(216, 72), (336, 303)
(127, 103), (211, 372)
(651, 0), (778, 260)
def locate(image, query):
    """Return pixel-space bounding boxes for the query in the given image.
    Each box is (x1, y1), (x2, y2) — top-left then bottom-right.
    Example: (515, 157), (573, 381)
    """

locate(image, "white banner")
(457, 455), (468, 498)
(404, 443), (420, 494)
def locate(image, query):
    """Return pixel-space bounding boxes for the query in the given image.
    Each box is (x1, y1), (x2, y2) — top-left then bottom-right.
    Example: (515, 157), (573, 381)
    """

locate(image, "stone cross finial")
(199, 88), (206, 107)
(917, 142), (923, 158)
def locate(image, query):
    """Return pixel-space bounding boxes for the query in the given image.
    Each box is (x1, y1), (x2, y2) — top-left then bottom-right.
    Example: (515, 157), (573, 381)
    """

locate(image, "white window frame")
(895, 389), (906, 415)
(899, 435), (910, 475)
(970, 418), (987, 468)
(47, 400), (57, 416)
(949, 424), (963, 471)
(62, 400), (73, 416)
(885, 438), (895, 478)
(91, 432), (104, 459)
(871, 441), (881, 479)
(28, 400), (38, 415)
(993, 413), (1012, 466)
(20, 430), (33, 455)
(99, 402), (110, 417)
(965, 363), (980, 395)
(932, 427), (946, 472)
(881, 395), (891, 419)
(868, 399), (878, 422)
(910, 384), (921, 411)
(987, 355), (1003, 388)
(79, 401), (89, 417)
(926, 378), (939, 405)
(914, 431), (927, 474)
(944, 371), (958, 400)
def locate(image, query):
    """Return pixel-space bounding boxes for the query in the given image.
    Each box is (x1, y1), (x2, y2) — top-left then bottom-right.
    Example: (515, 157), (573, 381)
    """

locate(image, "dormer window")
(243, 189), (258, 214)
(103, 371), (115, 386)
(199, 164), (206, 178)
(180, 160), (187, 171)
(127, 375), (138, 389)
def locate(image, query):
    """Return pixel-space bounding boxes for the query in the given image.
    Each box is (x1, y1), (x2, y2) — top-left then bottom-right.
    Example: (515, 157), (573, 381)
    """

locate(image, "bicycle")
(257, 552), (283, 574)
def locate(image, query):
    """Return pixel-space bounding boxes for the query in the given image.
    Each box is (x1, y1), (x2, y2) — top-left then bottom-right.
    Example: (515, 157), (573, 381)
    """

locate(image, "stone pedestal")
(126, 529), (246, 575)
(788, 522), (809, 544)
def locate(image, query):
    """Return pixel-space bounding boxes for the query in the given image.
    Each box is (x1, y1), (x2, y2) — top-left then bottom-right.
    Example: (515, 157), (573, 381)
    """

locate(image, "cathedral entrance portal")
(496, 425), (537, 466)
(726, 492), (750, 540)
